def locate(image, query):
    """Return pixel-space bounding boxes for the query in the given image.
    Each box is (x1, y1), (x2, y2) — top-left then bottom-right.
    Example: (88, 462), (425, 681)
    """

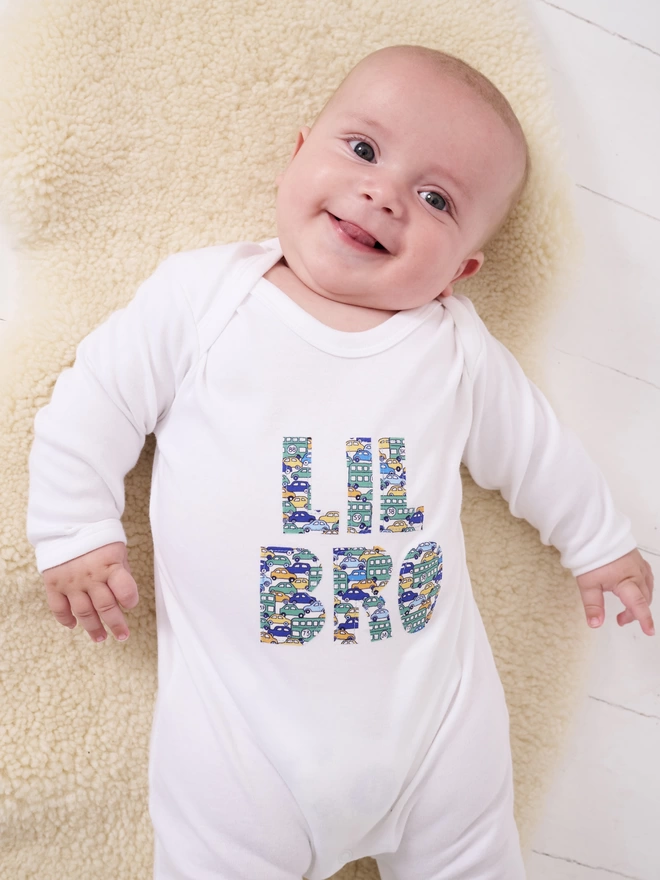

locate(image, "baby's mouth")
(331, 215), (388, 252)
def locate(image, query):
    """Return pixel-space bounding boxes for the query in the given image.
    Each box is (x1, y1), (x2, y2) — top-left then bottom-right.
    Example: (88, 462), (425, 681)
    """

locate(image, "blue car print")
(289, 591), (316, 605)
(370, 608), (390, 621)
(306, 519), (331, 532)
(342, 586), (371, 602)
(287, 480), (310, 493)
(288, 510), (316, 524)
(267, 623), (292, 638)
(338, 556), (365, 571)
(352, 449), (372, 462)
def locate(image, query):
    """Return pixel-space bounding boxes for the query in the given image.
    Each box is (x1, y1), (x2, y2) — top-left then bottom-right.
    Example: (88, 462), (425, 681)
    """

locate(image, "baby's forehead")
(340, 72), (488, 126)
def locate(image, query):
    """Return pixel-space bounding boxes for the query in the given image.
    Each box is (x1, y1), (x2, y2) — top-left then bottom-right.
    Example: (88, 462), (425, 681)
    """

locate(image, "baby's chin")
(320, 290), (400, 311)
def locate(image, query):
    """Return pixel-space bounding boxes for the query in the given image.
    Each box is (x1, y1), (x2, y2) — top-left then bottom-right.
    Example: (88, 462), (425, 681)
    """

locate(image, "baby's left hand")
(576, 548), (655, 636)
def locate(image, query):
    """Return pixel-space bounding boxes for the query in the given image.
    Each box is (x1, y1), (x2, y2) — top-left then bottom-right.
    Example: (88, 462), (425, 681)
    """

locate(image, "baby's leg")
(148, 658), (313, 880)
(374, 643), (526, 880)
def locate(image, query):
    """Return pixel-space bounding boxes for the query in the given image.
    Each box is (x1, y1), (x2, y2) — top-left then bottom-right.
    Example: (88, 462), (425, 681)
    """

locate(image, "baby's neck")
(262, 260), (398, 332)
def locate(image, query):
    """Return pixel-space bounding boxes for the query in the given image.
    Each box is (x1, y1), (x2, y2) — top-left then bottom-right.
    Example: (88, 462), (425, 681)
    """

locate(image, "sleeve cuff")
(34, 520), (127, 574)
(569, 532), (639, 578)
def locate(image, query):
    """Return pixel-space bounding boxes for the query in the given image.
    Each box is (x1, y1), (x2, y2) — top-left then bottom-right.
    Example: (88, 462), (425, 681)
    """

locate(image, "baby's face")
(273, 56), (525, 311)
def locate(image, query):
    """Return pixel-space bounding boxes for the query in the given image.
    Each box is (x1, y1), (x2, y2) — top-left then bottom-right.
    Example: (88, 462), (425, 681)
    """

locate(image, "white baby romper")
(27, 237), (638, 880)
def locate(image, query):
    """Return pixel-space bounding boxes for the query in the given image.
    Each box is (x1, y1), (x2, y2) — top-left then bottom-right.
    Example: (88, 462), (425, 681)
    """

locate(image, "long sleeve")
(26, 255), (200, 574)
(458, 297), (638, 578)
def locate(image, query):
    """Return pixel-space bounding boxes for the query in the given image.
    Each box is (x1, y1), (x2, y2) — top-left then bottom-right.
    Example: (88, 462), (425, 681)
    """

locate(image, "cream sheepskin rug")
(0, 0), (587, 877)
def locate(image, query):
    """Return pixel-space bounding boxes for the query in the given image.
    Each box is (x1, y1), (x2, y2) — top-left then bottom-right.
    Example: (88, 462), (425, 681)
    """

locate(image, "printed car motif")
(346, 437), (374, 533)
(282, 437), (339, 534)
(398, 543), (443, 633)
(379, 438), (424, 532)
(262, 438), (440, 645)
(260, 541), (444, 643)
(333, 547), (393, 643)
(260, 547), (325, 644)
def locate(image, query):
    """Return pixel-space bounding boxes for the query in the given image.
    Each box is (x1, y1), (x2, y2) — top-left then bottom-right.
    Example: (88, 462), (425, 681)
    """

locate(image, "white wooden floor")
(523, 2), (660, 879)
(1, 1), (658, 878)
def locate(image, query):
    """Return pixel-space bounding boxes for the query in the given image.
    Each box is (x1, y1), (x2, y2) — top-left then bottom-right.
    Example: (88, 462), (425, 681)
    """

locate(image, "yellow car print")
(320, 511), (340, 525)
(359, 547), (385, 561)
(269, 567), (296, 582)
(335, 629), (356, 642)
(385, 520), (410, 532)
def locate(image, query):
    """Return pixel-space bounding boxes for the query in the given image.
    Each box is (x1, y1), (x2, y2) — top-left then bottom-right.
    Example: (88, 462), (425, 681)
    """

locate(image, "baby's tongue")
(337, 219), (376, 248)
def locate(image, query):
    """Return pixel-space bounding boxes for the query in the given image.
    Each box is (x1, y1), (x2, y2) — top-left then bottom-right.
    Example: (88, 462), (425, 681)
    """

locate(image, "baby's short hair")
(317, 44), (532, 252)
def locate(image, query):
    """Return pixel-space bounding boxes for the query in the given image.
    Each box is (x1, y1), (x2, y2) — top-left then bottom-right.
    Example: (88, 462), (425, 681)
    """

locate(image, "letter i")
(346, 437), (373, 533)
(379, 437), (424, 532)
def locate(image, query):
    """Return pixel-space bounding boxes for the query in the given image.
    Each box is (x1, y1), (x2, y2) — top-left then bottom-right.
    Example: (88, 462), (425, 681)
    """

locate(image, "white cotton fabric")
(26, 239), (637, 877)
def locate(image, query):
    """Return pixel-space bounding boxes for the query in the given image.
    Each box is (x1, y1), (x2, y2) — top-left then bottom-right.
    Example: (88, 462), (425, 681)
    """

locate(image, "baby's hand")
(576, 548), (655, 636)
(42, 542), (139, 643)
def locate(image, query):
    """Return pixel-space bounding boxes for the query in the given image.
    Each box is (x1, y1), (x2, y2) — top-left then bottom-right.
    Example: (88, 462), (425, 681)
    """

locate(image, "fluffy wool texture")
(0, 0), (590, 877)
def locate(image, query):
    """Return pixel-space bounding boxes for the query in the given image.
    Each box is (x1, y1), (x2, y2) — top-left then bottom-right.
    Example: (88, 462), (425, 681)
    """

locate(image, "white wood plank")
(529, 696), (660, 877)
(526, 849), (643, 880)
(525, 0), (660, 218)
(543, 186), (660, 390)
(537, 0), (660, 56)
(542, 347), (660, 556)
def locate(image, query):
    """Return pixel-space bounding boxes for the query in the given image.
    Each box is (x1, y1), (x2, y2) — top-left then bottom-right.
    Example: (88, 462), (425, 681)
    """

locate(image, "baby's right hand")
(42, 542), (139, 643)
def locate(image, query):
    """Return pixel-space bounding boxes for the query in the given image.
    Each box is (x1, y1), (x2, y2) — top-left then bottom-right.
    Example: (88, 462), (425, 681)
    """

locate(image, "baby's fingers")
(44, 588), (78, 629)
(616, 608), (635, 627)
(84, 582), (133, 642)
(614, 577), (655, 636)
(578, 582), (605, 629)
(107, 562), (140, 612)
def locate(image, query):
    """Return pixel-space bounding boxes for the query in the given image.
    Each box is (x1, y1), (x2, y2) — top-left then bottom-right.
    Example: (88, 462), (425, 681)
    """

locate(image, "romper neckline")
(251, 276), (443, 358)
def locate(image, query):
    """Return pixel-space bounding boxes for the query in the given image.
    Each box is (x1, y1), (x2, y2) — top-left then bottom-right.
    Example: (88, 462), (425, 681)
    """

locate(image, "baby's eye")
(347, 138), (453, 216)
(347, 138), (376, 162)
(421, 191), (451, 214)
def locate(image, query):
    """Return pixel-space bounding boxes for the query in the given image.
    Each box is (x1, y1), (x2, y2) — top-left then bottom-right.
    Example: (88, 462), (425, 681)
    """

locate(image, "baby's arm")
(27, 255), (199, 639)
(458, 298), (642, 615)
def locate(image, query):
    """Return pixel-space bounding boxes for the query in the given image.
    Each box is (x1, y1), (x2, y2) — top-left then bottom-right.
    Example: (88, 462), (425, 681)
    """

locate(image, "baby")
(27, 44), (654, 880)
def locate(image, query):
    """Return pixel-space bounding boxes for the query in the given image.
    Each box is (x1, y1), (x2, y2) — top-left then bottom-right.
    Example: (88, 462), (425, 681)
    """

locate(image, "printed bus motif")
(346, 438), (373, 533)
(260, 543), (443, 645)
(334, 546), (391, 641)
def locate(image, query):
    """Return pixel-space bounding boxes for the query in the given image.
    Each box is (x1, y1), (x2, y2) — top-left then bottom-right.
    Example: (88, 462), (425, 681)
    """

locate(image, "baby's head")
(273, 45), (530, 311)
